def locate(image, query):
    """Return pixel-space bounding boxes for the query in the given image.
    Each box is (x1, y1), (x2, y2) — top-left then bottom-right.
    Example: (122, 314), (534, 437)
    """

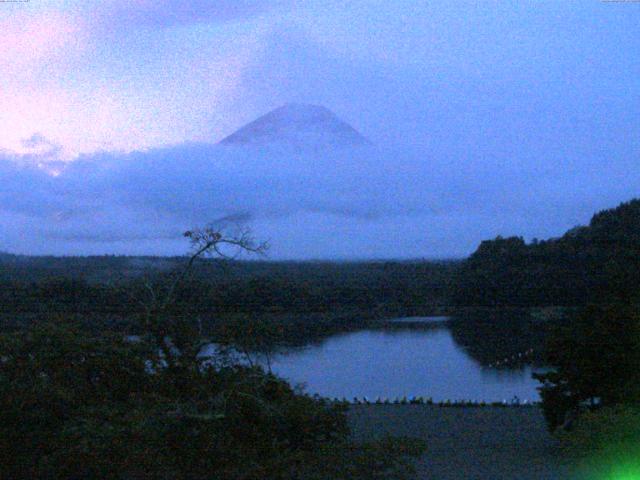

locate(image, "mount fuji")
(219, 103), (370, 148)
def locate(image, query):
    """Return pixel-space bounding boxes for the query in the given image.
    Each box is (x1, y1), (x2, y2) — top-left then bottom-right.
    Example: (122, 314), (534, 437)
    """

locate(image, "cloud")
(2, 134), (637, 258)
(21, 133), (56, 151)
(94, 0), (286, 29)
(0, 10), (84, 76)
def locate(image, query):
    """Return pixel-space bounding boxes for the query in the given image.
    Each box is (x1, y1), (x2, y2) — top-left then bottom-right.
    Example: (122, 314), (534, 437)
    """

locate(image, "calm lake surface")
(264, 324), (545, 402)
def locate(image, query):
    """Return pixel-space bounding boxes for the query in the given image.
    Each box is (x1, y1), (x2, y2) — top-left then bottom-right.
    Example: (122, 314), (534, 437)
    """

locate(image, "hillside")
(453, 199), (640, 307)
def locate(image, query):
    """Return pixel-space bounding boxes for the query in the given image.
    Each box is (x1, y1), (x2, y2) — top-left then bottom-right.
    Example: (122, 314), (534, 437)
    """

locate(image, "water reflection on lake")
(265, 326), (545, 402)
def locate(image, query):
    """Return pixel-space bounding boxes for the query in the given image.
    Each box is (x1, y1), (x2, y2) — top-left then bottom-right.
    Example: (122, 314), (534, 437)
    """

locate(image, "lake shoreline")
(265, 325), (546, 403)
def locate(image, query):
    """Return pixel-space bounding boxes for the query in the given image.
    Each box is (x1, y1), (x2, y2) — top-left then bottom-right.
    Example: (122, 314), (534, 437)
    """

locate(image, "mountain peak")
(219, 104), (369, 148)
(267, 103), (335, 119)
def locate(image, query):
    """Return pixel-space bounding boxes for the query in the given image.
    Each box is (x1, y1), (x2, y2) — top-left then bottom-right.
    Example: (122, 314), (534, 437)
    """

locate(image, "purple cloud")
(97, 0), (285, 28)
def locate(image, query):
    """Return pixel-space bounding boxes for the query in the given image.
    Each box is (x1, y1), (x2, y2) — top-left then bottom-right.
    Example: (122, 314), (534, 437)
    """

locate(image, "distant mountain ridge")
(219, 103), (370, 148)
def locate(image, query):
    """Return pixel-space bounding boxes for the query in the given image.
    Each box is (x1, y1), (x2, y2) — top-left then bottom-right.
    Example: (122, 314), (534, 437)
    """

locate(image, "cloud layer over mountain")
(1, 2), (638, 258)
(2, 105), (638, 258)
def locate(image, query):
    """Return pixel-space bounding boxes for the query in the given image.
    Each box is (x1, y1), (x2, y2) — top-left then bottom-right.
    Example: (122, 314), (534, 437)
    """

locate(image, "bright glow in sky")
(1, 1), (639, 257)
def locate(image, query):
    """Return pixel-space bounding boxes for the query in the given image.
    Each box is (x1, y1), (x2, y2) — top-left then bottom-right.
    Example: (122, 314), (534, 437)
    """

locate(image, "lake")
(261, 322), (546, 402)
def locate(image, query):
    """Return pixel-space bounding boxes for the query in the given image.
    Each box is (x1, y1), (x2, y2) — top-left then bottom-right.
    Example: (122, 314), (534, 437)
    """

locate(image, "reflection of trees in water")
(232, 309), (560, 372)
(448, 309), (552, 369)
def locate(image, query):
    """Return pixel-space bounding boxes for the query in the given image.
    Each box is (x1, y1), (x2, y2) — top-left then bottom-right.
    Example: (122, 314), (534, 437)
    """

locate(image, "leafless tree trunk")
(138, 223), (267, 368)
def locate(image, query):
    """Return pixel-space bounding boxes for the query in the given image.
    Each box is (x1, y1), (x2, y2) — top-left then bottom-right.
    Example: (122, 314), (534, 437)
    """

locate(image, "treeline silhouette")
(453, 199), (640, 307)
(0, 259), (459, 342)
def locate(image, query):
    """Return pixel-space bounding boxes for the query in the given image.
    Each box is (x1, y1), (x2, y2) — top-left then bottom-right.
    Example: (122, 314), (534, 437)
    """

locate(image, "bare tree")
(138, 223), (267, 369)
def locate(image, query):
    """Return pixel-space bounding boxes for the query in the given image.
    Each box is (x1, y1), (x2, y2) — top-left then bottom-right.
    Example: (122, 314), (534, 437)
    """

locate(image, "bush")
(534, 303), (640, 431)
(558, 406), (640, 479)
(558, 405), (640, 455)
(0, 321), (423, 479)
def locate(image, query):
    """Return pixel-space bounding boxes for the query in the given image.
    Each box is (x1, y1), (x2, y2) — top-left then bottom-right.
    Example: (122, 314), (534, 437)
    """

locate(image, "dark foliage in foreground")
(0, 321), (424, 479)
(534, 303), (640, 431)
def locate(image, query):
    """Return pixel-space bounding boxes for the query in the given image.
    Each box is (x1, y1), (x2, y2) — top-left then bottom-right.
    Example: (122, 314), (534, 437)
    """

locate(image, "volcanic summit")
(219, 103), (370, 148)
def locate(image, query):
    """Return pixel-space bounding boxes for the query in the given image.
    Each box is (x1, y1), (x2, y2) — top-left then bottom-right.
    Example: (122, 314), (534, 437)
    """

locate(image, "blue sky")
(1, 1), (639, 258)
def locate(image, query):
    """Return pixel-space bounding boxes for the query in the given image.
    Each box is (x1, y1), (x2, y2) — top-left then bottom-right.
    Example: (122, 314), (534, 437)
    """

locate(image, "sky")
(1, 0), (639, 258)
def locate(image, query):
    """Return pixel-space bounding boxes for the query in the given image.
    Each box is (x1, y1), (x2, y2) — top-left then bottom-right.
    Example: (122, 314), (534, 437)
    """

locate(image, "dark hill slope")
(453, 199), (640, 307)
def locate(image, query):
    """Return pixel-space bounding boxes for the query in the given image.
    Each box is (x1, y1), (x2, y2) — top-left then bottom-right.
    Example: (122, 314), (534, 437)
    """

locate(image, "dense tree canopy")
(0, 320), (423, 479)
(0, 226), (424, 479)
(534, 303), (640, 431)
(453, 199), (640, 307)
